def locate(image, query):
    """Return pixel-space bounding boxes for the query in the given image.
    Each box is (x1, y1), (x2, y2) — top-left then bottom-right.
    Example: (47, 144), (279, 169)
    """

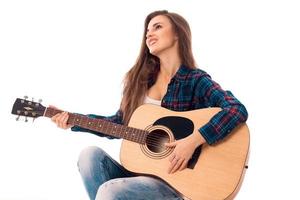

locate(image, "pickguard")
(153, 116), (202, 169)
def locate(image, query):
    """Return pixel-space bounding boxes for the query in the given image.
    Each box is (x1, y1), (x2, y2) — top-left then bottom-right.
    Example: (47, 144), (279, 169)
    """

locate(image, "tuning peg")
(35, 99), (42, 107)
(16, 115), (20, 121)
(27, 97), (34, 105)
(22, 95), (28, 103)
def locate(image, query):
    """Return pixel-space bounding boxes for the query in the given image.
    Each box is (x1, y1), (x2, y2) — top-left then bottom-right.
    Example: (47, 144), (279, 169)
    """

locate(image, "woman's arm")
(195, 73), (248, 145)
(51, 106), (124, 139)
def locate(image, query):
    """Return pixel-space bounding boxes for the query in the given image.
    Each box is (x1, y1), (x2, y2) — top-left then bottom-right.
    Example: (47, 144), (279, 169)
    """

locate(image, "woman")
(52, 10), (248, 200)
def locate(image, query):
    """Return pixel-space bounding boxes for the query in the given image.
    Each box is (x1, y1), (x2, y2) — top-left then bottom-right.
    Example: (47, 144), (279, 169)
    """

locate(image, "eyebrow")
(152, 22), (162, 27)
(147, 22), (163, 31)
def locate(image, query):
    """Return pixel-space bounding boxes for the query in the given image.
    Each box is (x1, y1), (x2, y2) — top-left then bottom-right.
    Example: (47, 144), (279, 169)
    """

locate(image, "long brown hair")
(120, 10), (197, 125)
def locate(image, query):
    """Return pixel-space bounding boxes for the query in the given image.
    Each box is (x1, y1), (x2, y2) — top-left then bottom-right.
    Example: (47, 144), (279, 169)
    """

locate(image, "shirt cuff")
(199, 122), (219, 145)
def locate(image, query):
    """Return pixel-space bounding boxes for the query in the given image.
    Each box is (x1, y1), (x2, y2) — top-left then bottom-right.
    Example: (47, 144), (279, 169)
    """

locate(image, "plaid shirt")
(72, 65), (248, 145)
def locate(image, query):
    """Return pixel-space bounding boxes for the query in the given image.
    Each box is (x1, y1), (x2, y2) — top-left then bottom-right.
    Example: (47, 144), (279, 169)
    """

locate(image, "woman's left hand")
(165, 133), (205, 174)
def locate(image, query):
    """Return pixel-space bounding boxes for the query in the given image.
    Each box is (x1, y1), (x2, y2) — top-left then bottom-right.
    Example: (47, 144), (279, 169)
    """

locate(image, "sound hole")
(146, 129), (170, 153)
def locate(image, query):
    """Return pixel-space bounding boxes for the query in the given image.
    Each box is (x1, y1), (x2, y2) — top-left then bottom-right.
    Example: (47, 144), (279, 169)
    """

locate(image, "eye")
(155, 24), (162, 30)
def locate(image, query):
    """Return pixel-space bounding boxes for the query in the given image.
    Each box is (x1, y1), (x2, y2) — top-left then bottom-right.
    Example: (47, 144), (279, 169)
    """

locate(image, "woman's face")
(146, 15), (178, 56)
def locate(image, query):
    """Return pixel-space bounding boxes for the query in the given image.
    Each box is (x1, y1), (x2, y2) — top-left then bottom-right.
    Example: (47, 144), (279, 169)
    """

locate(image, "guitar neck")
(44, 107), (147, 144)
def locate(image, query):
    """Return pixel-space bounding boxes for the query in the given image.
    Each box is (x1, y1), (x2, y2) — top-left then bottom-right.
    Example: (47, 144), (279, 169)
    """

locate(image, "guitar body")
(120, 104), (250, 200)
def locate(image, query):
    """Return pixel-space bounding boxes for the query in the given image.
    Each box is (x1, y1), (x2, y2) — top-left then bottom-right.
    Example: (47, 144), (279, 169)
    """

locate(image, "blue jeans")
(78, 146), (182, 200)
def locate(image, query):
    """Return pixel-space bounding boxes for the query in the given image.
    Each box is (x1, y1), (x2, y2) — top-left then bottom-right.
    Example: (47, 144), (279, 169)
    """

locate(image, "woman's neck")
(159, 55), (181, 80)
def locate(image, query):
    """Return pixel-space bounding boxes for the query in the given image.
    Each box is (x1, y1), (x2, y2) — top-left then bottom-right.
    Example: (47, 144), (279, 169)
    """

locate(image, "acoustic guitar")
(11, 97), (250, 200)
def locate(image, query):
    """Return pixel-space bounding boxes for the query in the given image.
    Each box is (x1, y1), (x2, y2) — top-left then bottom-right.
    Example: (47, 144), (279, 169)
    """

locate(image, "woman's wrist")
(189, 132), (206, 148)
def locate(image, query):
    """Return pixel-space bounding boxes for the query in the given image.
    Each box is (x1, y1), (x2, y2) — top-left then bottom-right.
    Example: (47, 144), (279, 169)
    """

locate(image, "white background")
(1, 0), (299, 199)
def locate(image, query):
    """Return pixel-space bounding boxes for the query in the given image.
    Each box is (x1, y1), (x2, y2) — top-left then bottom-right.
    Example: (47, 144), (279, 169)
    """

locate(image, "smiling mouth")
(149, 40), (157, 46)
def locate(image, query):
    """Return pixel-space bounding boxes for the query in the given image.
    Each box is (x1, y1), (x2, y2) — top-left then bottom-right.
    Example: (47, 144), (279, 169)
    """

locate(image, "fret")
(110, 124), (114, 135)
(86, 119), (92, 127)
(124, 128), (129, 140)
(96, 119), (103, 132)
(80, 116), (85, 127)
(69, 114), (76, 125)
(107, 122), (114, 137)
(105, 121), (110, 134)
(85, 118), (94, 130)
(120, 125), (124, 138)
(102, 120), (108, 135)
(139, 130), (146, 144)
(109, 122), (114, 135)
(121, 126), (125, 138)
(141, 130), (146, 143)
(100, 119), (105, 132)
(115, 124), (121, 138)
(112, 124), (117, 136)
(44, 107), (148, 144)
(140, 130), (145, 143)
(46, 108), (51, 117)
(137, 131), (143, 143)
(128, 127), (134, 141)
(47, 108), (52, 117)
(84, 116), (89, 127)
(78, 115), (83, 126)
(91, 119), (96, 129)
(123, 126), (128, 139)
(122, 127), (127, 139)
(69, 115), (78, 125)
(45, 107), (62, 118)
(73, 116), (77, 125)
(125, 127), (131, 141)
(73, 115), (82, 126)
(92, 119), (97, 130)
(89, 118), (96, 130)
(120, 125), (125, 138)
(132, 128), (137, 141)
(133, 128), (139, 142)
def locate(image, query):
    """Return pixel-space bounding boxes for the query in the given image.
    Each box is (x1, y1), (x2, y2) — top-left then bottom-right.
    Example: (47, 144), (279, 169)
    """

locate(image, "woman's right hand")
(50, 105), (73, 129)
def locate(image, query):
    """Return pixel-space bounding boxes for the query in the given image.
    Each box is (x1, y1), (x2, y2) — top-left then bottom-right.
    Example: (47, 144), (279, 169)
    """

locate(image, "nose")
(146, 29), (153, 39)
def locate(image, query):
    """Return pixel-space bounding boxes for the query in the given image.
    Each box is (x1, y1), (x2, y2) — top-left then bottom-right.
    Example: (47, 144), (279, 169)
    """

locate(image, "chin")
(149, 48), (161, 56)
(149, 50), (157, 56)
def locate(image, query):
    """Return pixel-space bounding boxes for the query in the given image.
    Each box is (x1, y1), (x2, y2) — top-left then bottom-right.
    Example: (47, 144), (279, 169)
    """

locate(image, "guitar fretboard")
(44, 107), (148, 144)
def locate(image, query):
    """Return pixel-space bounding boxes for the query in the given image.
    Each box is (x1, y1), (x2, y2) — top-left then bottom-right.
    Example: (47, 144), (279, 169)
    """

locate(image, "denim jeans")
(78, 146), (183, 200)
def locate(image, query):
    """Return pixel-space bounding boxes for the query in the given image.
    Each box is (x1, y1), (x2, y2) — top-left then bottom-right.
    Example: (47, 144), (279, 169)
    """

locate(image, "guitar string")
(73, 117), (176, 147)
(66, 114), (175, 145)
(26, 110), (176, 147)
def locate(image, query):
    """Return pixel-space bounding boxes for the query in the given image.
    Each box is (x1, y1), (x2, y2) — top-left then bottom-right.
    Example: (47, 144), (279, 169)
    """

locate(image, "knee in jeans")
(77, 146), (106, 171)
(96, 179), (126, 200)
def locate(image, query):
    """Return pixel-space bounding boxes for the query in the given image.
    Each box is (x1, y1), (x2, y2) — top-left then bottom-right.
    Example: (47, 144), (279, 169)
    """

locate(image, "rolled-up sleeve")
(196, 74), (248, 145)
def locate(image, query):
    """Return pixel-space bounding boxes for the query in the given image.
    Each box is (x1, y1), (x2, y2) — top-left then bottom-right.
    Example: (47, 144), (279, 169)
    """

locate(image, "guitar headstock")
(11, 97), (46, 121)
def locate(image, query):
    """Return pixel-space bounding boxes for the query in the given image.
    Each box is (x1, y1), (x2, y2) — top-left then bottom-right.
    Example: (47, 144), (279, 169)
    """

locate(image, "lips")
(148, 38), (158, 46)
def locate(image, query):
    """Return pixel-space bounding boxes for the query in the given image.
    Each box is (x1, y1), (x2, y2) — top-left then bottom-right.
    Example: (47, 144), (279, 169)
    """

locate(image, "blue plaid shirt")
(72, 65), (248, 145)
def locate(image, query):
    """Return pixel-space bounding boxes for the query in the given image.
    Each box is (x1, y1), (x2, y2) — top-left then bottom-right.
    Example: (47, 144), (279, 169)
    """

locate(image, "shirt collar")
(172, 64), (193, 82)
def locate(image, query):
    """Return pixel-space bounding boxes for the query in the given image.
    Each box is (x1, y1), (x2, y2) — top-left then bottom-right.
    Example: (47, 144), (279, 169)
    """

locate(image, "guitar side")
(120, 104), (250, 200)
